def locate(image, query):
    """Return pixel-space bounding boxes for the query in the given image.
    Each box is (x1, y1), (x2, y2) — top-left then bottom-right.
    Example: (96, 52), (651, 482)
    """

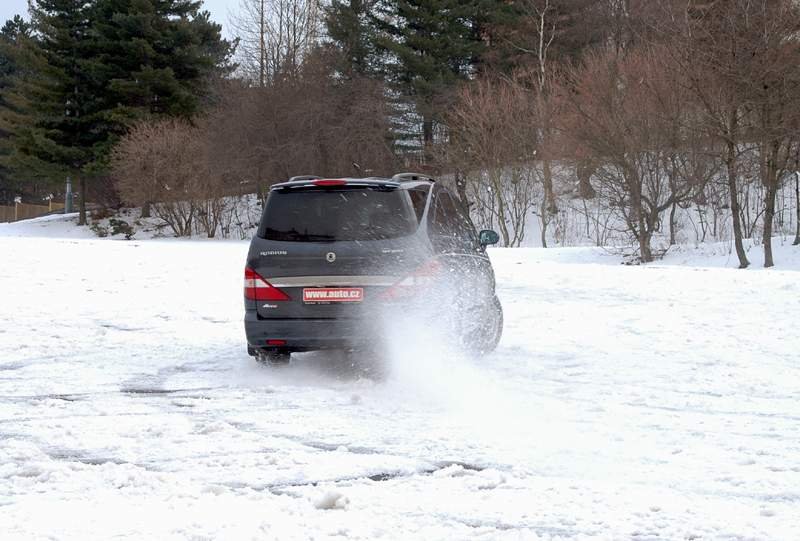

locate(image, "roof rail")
(391, 172), (436, 183)
(288, 175), (322, 182)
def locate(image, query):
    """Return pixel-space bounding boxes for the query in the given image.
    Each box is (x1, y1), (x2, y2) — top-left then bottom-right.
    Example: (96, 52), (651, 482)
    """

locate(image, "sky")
(0, 0), (234, 36)
(0, 0), (30, 25)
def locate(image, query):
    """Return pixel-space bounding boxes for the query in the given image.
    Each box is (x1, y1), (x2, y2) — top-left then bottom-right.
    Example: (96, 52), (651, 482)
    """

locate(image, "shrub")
(109, 218), (135, 240)
(90, 223), (108, 237)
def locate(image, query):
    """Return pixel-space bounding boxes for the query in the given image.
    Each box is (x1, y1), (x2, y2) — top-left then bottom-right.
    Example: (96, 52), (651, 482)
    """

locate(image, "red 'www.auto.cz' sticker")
(303, 288), (364, 303)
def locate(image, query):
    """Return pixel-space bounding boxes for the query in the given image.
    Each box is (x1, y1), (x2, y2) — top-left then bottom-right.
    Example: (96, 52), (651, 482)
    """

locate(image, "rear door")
(248, 185), (429, 319)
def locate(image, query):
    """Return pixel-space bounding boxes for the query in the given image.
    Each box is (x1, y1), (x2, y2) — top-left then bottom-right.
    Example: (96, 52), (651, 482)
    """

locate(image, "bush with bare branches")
(112, 118), (245, 238)
(113, 120), (201, 236)
(557, 45), (709, 262)
(446, 77), (539, 247)
(203, 50), (397, 198)
(111, 49), (396, 238)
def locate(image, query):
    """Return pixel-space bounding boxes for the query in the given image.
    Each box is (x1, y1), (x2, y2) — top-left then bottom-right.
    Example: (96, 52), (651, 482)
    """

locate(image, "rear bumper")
(244, 310), (381, 351)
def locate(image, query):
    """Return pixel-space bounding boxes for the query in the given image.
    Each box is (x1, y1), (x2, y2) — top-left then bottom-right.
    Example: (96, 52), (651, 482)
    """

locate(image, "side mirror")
(479, 229), (500, 246)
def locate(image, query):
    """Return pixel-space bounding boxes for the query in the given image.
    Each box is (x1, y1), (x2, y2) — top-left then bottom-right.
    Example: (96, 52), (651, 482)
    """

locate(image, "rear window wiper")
(296, 234), (336, 242)
(265, 229), (336, 242)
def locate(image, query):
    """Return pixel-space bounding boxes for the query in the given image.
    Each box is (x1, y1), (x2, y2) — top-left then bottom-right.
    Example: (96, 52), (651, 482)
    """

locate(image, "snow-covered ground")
(1, 216), (799, 540)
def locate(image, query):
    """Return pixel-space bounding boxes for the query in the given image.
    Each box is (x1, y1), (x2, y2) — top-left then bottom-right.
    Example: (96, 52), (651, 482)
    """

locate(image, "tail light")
(244, 267), (290, 301)
(380, 259), (443, 300)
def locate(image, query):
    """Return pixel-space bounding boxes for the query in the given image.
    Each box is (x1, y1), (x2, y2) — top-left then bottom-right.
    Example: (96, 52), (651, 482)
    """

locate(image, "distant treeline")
(2, 1), (800, 266)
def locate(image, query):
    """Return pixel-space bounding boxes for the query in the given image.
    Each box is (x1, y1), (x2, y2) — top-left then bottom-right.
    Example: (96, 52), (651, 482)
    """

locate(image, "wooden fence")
(0, 201), (66, 223)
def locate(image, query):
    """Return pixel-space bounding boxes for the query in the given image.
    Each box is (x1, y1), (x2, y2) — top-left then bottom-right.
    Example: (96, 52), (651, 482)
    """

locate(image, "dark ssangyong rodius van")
(244, 174), (502, 364)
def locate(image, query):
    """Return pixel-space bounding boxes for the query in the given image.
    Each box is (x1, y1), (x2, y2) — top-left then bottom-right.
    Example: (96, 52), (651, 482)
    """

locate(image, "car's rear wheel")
(253, 349), (291, 365)
(341, 347), (387, 380)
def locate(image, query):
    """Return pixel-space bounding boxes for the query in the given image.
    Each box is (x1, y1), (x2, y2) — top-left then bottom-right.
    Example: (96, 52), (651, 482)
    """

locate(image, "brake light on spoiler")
(313, 179), (347, 187)
(244, 267), (291, 301)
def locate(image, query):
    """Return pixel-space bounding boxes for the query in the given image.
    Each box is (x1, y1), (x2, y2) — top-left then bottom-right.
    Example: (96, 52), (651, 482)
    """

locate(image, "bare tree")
(745, 0), (800, 266)
(231, 0), (322, 85)
(559, 45), (697, 262)
(498, 0), (587, 247)
(446, 76), (538, 247)
(665, 128), (721, 245)
(656, 0), (760, 267)
(793, 168), (800, 246)
(525, 0), (559, 248)
(200, 48), (396, 195)
(113, 120), (206, 236)
(231, 0), (269, 86)
(658, 0), (800, 267)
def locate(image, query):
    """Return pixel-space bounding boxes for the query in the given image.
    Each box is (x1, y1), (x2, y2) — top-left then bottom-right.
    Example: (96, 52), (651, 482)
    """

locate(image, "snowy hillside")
(0, 222), (799, 539)
(0, 200), (261, 241)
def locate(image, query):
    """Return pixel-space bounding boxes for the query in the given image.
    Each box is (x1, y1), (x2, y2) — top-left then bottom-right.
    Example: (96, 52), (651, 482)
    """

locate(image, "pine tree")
(0, 16), (31, 204)
(0, 0), (232, 224)
(325, 0), (379, 77)
(85, 0), (233, 161)
(0, 17), (30, 82)
(0, 1), (99, 223)
(482, 0), (609, 74)
(371, 0), (506, 160)
(87, 0), (232, 217)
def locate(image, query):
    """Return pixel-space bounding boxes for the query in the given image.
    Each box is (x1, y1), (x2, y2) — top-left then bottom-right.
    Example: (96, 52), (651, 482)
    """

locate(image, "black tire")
(461, 296), (503, 356)
(255, 350), (291, 365)
(341, 348), (387, 380)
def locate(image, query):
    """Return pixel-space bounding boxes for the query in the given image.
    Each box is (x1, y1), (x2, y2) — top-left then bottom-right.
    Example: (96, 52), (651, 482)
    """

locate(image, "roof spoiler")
(391, 172), (436, 183)
(288, 175), (322, 182)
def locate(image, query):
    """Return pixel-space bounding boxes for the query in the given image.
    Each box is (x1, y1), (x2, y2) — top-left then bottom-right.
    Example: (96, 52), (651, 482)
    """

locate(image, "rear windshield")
(260, 187), (422, 242)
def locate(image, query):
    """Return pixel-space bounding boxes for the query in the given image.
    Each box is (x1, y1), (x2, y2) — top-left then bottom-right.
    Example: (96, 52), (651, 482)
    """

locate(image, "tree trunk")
(637, 206), (651, 261)
(256, 164), (265, 204)
(762, 142), (779, 268)
(725, 140), (749, 268)
(763, 181), (777, 267)
(78, 176), (87, 226)
(540, 199), (548, 249)
(576, 160), (596, 199)
(629, 173), (652, 263)
(697, 204), (708, 243)
(422, 117), (434, 165)
(542, 159), (557, 214)
(793, 171), (800, 246)
(540, 159), (556, 249)
(669, 200), (677, 246)
(635, 199), (653, 262)
(582, 198), (591, 240)
(142, 201), (151, 218)
(259, 0), (266, 87)
(640, 229), (653, 262)
(638, 221), (652, 262)
(491, 172), (511, 247)
(454, 169), (476, 229)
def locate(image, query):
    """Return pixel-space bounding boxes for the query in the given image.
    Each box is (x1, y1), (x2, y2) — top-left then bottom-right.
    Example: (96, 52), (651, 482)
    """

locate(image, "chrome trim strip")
(269, 275), (397, 288)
